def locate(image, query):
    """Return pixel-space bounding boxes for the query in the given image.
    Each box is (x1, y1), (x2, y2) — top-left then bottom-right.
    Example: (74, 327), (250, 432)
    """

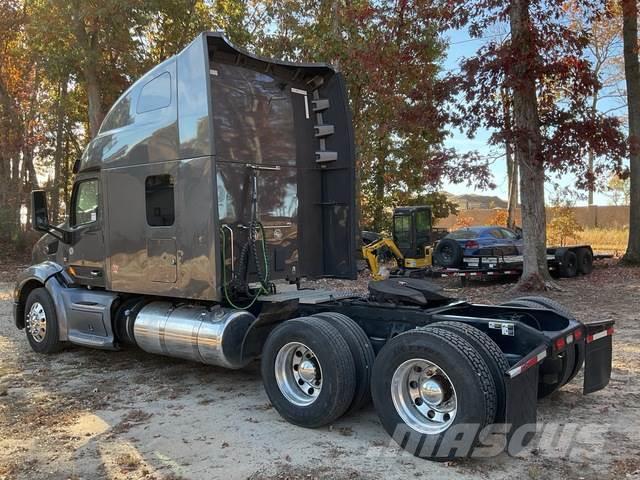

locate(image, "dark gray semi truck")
(13, 32), (614, 459)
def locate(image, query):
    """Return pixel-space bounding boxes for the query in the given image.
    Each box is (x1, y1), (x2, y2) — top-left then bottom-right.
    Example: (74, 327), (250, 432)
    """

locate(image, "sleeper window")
(146, 175), (175, 226)
(137, 72), (171, 114)
(100, 92), (133, 133)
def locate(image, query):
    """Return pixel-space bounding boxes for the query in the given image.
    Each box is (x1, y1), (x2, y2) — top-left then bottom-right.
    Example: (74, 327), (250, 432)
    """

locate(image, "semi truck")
(13, 32), (614, 459)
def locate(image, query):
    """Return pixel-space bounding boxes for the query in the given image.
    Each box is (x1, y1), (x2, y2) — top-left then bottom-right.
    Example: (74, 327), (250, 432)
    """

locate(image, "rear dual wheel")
(312, 312), (375, 414)
(371, 326), (499, 460)
(261, 314), (374, 428)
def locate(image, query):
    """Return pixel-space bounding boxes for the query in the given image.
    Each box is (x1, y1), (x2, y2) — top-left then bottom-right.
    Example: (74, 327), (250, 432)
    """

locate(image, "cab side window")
(71, 180), (99, 226)
(145, 175), (175, 226)
(137, 72), (171, 114)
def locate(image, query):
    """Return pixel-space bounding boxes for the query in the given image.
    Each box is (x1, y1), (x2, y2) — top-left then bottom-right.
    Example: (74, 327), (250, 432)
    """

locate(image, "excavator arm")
(362, 237), (405, 281)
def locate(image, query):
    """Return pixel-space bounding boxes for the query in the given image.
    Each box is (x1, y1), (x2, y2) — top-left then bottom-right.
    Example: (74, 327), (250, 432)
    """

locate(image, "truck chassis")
(14, 270), (614, 459)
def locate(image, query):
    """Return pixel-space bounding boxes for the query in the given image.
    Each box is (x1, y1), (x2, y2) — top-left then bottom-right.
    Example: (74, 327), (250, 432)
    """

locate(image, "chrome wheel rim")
(391, 358), (457, 435)
(274, 342), (322, 406)
(27, 302), (47, 343)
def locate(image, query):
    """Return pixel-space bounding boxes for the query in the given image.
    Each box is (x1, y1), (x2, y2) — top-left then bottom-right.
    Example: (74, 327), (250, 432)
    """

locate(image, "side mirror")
(32, 190), (50, 231)
(31, 190), (72, 244)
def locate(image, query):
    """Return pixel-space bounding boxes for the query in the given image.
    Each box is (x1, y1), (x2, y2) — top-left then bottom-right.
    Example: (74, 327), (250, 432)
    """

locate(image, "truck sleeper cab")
(13, 32), (614, 460)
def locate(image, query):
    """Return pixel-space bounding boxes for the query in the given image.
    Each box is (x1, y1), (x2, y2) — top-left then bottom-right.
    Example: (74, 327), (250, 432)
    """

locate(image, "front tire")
(261, 317), (356, 428)
(24, 288), (63, 354)
(371, 327), (497, 459)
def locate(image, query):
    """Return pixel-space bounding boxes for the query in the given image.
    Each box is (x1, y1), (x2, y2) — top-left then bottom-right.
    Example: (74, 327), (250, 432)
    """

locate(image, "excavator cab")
(363, 206), (440, 279)
(392, 206), (433, 260)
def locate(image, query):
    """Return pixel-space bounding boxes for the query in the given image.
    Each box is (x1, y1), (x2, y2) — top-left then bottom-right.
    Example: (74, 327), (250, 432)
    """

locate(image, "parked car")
(433, 226), (523, 267)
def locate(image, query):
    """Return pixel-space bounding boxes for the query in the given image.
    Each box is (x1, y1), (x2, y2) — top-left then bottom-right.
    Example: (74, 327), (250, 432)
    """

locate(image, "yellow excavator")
(362, 206), (448, 280)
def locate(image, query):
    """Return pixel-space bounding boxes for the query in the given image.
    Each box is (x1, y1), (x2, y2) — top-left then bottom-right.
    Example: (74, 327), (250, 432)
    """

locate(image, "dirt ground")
(1, 261), (639, 480)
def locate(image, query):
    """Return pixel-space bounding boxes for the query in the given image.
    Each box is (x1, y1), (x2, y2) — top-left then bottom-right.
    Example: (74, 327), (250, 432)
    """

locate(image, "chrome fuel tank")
(133, 302), (256, 369)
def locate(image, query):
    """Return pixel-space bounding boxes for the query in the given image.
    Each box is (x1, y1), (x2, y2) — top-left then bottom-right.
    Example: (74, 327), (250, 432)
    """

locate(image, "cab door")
(65, 177), (106, 287)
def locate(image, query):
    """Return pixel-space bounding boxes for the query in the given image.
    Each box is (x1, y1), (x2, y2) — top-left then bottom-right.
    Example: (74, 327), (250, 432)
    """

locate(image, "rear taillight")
(573, 328), (583, 341)
(554, 337), (566, 351)
(464, 240), (479, 249)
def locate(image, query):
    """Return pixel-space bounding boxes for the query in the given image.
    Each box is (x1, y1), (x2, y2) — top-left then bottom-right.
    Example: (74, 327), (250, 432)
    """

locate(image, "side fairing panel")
(104, 156), (218, 301)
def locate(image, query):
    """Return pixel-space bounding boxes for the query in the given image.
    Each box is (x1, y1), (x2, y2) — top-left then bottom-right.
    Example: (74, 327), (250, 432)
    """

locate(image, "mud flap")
(583, 321), (614, 394)
(504, 348), (544, 455)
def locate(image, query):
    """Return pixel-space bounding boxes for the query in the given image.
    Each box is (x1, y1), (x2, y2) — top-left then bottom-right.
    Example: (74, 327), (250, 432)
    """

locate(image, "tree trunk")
(587, 86), (599, 206)
(503, 86), (519, 229)
(509, 0), (555, 289)
(71, 1), (104, 138)
(622, 0), (640, 264)
(507, 143), (519, 229)
(85, 67), (103, 138)
(51, 79), (68, 223)
(372, 143), (387, 232)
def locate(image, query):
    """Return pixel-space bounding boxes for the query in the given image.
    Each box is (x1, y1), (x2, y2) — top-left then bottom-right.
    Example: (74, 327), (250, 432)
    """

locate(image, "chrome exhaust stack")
(133, 302), (256, 369)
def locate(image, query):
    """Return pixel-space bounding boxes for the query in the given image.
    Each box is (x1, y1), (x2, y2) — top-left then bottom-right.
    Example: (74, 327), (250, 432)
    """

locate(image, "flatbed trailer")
(438, 245), (613, 283)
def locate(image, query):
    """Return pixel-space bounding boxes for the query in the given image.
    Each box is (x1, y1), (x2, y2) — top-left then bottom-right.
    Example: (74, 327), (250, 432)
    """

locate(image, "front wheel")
(24, 287), (63, 354)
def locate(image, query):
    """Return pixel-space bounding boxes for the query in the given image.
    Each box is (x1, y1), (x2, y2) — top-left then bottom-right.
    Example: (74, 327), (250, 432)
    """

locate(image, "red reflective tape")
(508, 350), (547, 378)
(586, 327), (614, 344)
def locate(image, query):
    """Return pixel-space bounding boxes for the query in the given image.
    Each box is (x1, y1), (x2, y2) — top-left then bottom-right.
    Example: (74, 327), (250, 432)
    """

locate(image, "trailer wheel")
(312, 312), (375, 414)
(371, 327), (497, 459)
(24, 288), (63, 354)
(261, 317), (356, 428)
(576, 248), (593, 275)
(557, 250), (578, 278)
(428, 322), (508, 422)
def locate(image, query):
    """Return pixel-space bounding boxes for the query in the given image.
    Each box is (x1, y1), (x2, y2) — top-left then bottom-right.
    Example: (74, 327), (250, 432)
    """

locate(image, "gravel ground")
(1, 261), (639, 480)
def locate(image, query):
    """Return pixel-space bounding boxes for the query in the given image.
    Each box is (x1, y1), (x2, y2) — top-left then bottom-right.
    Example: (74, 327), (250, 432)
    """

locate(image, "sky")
(440, 27), (627, 206)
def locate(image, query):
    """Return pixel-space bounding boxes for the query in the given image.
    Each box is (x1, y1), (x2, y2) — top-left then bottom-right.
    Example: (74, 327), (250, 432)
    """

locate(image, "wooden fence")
(437, 205), (630, 229)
